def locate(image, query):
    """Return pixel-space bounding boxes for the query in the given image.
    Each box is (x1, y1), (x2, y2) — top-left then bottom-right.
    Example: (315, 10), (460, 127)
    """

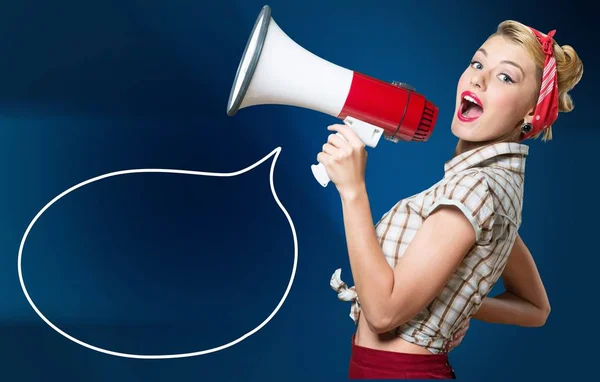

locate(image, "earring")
(521, 122), (533, 134)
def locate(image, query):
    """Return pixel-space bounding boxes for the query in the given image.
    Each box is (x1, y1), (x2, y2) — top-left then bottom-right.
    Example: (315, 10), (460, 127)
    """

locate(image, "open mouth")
(458, 92), (483, 122)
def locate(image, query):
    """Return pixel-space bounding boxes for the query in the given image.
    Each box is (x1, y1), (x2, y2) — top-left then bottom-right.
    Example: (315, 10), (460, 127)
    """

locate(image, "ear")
(523, 106), (536, 124)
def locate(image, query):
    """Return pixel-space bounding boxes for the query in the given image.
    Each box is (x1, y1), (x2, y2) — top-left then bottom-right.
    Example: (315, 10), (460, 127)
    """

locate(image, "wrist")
(339, 183), (368, 203)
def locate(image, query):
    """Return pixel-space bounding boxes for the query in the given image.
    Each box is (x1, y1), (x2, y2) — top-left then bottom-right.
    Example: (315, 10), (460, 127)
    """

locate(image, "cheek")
(458, 72), (469, 88)
(457, 71), (469, 92)
(487, 92), (520, 116)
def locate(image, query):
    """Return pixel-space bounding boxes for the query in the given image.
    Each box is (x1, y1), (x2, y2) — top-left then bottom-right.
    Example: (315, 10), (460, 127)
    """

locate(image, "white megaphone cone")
(227, 5), (439, 187)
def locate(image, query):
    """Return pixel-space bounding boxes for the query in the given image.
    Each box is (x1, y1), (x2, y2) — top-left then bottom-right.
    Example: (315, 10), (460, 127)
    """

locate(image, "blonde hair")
(491, 20), (584, 141)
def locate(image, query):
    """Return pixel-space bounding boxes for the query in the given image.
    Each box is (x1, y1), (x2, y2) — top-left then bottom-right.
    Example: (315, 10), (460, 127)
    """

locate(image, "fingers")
(455, 319), (470, 334)
(320, 131), (350, 161)
(316, 145), (343, 164)
(446, 333), (463, 352)
(446, 319), (470, 352)
(327, 133), (348, 150)
(316, 151), (330, 166)
(327, 123), (365, 148)
(318, 122), (367, 165)
(454, 325), (468, 338)
(447, 339), (459, 352)
(322, 142), (336, 156)
(320, 138), (343, 162)
(463, 319), (471, 329)
(453, 322), (469, 341)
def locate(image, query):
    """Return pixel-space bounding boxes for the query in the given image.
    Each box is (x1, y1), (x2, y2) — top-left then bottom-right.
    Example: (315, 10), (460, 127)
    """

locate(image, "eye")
(498, 73), (515, 84)
(470, 60), (483, 70)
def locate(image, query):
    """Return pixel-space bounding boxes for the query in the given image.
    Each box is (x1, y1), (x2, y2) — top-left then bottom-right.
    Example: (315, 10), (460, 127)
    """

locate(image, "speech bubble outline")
(18, 147), (298, 359)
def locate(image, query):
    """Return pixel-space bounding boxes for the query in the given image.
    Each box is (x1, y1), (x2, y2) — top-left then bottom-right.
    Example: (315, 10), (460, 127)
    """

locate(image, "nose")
(470, 73), (485, 90)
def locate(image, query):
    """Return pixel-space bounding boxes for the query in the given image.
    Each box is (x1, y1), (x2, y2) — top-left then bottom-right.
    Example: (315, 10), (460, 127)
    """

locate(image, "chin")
(452, 111), (497, 143)
(451, 118), (480, 142)
(452, 122), (513, 144)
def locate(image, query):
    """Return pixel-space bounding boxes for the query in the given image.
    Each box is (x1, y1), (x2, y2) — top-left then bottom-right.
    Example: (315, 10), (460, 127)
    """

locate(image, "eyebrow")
(477, 48), (525, 76)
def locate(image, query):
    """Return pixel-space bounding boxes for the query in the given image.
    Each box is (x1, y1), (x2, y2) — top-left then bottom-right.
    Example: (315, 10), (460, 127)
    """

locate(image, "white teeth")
(464, 95), (480, 106)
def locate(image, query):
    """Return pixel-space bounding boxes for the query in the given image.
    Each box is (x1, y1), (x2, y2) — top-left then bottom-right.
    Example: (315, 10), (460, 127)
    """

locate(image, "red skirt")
(349, 335), (456, 379)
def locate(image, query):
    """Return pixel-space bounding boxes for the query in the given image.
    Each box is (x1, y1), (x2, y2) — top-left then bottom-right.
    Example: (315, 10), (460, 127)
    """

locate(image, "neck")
(454, 136), (522, 157)
(453, 127), (523, 157)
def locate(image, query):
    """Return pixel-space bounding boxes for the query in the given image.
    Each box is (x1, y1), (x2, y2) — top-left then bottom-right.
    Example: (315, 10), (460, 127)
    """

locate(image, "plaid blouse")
(330, 142), (529, 354)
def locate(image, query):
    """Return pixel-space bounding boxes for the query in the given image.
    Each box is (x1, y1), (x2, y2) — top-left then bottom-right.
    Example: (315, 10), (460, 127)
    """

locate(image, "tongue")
(465, 104), (483, 118)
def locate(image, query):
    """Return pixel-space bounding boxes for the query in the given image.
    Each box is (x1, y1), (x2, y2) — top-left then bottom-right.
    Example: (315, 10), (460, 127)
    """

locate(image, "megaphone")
(227, 5), (439, 187)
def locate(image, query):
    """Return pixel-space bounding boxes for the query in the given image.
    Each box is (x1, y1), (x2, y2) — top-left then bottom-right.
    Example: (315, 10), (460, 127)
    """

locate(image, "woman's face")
(451, 35), (540, 143)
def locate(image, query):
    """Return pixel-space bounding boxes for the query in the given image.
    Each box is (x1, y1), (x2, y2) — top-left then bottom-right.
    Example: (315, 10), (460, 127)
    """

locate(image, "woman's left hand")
(316, 122), (368, 199)
(446, 319), (470, 353)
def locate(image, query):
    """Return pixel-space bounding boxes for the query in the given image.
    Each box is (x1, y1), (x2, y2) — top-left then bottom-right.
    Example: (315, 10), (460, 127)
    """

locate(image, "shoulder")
(425, 170), (496, 245)
(438, 170), (495, 213)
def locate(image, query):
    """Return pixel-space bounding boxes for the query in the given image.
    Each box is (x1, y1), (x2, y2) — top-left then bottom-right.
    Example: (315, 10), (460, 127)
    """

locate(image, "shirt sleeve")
(424, 172), (496, 245)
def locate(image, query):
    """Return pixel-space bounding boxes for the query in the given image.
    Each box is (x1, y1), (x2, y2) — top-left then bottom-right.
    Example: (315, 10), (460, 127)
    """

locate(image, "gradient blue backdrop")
(1, 0), (596, 380)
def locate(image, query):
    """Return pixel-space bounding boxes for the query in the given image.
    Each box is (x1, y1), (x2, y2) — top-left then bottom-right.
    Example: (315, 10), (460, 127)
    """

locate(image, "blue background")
(1, 0), (596, 380)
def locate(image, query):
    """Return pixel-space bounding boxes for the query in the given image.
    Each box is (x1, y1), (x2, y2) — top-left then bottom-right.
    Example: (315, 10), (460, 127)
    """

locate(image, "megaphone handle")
(311, 162), (331, 187)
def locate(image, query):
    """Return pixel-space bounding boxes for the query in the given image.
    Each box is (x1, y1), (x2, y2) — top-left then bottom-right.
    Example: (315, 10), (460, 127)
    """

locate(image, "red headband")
(521, 27), (559, 141)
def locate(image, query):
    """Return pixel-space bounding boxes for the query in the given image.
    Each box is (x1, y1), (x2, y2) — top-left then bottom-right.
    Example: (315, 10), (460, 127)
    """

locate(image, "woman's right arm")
(472, 234), (551, 327)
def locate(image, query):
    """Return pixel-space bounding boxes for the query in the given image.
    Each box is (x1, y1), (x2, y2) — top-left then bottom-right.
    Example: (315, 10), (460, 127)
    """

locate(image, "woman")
(318, 20), (583, 379)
